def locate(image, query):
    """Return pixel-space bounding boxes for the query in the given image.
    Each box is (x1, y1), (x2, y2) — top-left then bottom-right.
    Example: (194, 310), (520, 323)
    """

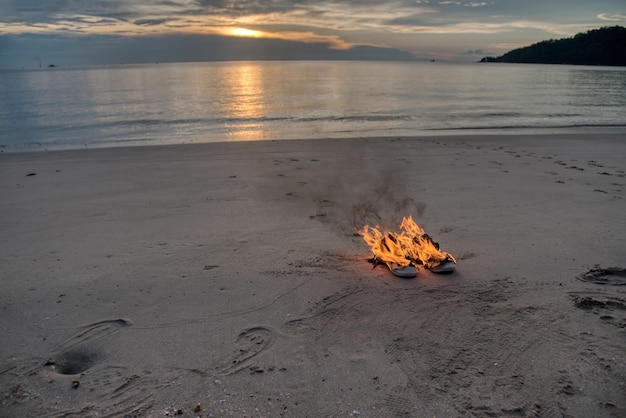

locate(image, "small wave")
(428, 122), (626, 131)
(116, 116), (291, 127)
(299, 115), (415, 123)
(28, 114), (411, 134)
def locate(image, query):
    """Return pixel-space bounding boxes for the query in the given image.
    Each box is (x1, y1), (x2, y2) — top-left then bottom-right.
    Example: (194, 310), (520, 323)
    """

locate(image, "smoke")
(309, 142), (426, 236)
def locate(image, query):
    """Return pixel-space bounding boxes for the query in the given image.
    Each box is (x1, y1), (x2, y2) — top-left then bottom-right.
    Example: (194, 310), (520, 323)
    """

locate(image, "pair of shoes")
(388, 260), (456, 278)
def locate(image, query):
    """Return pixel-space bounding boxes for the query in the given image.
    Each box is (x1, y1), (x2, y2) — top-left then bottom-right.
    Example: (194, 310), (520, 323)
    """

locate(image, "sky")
(0, 0), (625, 68)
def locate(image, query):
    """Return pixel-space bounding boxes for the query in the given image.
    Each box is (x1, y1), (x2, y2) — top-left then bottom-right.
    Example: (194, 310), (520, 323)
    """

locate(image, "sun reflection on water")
(221, 63), (267, 140)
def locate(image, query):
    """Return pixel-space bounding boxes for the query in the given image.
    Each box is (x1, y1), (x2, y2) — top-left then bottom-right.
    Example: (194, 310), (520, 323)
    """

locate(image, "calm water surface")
(1, 61), (625, 152)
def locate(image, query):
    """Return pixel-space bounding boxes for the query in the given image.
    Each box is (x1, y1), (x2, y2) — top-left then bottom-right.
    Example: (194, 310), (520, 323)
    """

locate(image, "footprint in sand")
(214, 326), (274, 376)
(383, 385), (416, 416)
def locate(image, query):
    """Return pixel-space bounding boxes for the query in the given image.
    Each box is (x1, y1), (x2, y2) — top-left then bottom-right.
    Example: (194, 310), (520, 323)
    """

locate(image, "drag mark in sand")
(130, 276), (312, 331)
(212, 326), (275, 376)
(51, 318), (131, 354)
(284, 284), (366, 337)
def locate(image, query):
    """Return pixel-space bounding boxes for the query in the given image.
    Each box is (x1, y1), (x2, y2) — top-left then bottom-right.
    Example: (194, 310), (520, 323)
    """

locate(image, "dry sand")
(0, 133), (624, 417)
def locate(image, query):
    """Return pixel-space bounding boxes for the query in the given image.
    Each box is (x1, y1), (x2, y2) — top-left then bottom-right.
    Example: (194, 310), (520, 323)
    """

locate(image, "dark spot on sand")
(101, 318), (130, 327)
(574, 298), (602, 309)
(26, 172), (36, 176)
(309, 213), (327, 219)
(578, 266), (626, 286)
(48, 348), (100, 375)
(204, 265), (219, 270)
(572, 296), (626, 311)
(458, 252), (477, 260)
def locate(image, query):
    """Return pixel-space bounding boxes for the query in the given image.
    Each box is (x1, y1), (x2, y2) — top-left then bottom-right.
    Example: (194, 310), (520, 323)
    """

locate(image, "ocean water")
(1, 61), (625, 152)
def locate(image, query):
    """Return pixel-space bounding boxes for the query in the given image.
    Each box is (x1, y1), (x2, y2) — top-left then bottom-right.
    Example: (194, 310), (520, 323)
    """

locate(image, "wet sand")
(1, 133), (625, 417)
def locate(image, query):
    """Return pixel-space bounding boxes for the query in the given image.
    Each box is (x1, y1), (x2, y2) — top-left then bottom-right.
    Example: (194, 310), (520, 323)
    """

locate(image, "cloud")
(1, 0), (622, 64)
(134, 18), (171, 26)
(3, 1), (619, 38)
(598, 13), (626, 21)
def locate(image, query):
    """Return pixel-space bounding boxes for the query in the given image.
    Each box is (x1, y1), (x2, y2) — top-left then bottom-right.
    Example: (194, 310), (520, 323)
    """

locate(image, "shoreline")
(3, 126), (626, 154)
(1, 132), (624, 416)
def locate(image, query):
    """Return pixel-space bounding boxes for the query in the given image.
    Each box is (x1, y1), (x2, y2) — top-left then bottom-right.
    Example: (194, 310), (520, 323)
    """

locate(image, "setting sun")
(229, 27), (262, 38)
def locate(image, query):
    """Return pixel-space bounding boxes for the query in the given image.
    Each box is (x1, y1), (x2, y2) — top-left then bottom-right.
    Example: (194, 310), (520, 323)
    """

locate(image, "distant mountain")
(481, 26), (626, 66)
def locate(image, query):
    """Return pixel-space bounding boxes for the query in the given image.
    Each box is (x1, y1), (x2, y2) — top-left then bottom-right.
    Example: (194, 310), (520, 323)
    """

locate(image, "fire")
(358, 216), (456, 271)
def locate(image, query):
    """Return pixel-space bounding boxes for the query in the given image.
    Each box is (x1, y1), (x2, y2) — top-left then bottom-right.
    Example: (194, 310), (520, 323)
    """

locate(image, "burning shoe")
(429, 259), (456, 274)
(359, 216), (457, 276)
(387, 262), (418, 278)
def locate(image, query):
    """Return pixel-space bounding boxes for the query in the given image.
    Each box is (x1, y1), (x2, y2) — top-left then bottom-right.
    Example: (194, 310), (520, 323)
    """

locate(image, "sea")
(1, 61), (625, 152)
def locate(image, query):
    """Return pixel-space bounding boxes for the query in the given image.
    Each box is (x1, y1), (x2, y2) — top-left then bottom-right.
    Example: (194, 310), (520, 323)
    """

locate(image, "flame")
(358, 216), (456, 270)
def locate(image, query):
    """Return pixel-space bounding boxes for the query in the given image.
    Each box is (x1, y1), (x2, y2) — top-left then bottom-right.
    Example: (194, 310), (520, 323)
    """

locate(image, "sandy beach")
(1, 133), (624, 417)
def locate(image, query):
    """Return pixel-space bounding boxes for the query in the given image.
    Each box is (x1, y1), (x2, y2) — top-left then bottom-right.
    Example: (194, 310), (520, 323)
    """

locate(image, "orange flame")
(358, 216), (456, 270)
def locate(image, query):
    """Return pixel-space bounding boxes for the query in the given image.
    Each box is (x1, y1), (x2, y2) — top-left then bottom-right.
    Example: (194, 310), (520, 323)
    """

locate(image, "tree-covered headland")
(481, 26), (626, 66)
